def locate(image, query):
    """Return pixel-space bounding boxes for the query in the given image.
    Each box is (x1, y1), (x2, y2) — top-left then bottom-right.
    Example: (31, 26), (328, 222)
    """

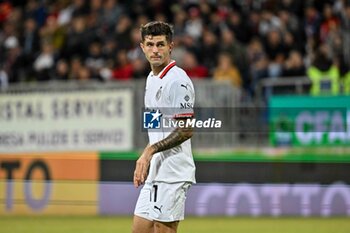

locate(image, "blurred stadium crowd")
(1, 0), (350, 96)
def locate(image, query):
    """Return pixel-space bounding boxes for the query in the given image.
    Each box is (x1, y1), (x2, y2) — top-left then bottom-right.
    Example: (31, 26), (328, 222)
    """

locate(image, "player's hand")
(133, 145), (155, 188)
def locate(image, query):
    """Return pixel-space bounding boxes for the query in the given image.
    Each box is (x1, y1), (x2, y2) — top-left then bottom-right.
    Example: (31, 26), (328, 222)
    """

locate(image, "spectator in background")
(62, 15), (89, 60)
(320, 4), (340, 43)
(89, 0), (103, 16)
(102, 37), (118, 60)
(327, 31), (343, 66)
(99, 60), (114, 81)
(310, 43), (335, 73)
(227, 10), (250, 43)
(53, 59), (69, 80)
(3, 36), (23, 83)
(101, 0), (125, 33)
(67, 57), (93, 82)
(131, 57), (149, 79)
(182, 51), (208, 79)
(281, 50), (306, 77)
(76, 66), (91, 81)
(112, 49), (133, 80)
(18, 17), (40, 81)
(245, 10), (261, 39)
(259, 10), (282, 37)
(172, 8), (187, 37)
(213, 52), (242, 88)
(321, 5), (343, 65)
(57, 0), (84, 26)
(171, 36), (187, 68)
(184, 6), (203, 41)
(181, 34), (200, 59)
(278, 0), (303, 16)
(70, 0), (90, 17)
(68, 56), (83, 80)
(278, 9), (301, 37)
(114, 14), (132, 50)
(23, 0), (47, 27)
(85, 40), (106, 80)
(33, 41), (56, 81)
(283, 31), (303, 56)
(199, 29), (219, 74)
(127, 26), (146, 62)
(20, 17), (40, 63)
(0, 21), (17, 60)
(307, 43), (340, 95)
(198, 1), (215, 27)
(264, 29), (285, 78)
(278, 9), (304, 53)
(206, 7), (226, 38)
(0, 1), (13, 24)
(40, 14), (66, 52)
(7, 6), (22, 31)
(304, 5), (321, 42)
(247, 37), (269, 95)
(220, 29), (250, 90)
(85, 10), (105, 43)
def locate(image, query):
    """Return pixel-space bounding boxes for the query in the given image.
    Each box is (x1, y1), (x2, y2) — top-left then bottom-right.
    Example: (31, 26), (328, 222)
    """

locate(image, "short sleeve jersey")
(144, 60), (196, 183)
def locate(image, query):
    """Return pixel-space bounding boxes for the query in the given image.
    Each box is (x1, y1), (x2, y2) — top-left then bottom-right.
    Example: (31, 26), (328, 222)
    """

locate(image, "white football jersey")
(144, 60), (196, 183)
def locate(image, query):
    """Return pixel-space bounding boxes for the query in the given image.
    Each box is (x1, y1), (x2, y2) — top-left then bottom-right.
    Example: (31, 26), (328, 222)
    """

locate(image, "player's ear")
(140, 42), (145, 52)
(169, 42), (174, 52)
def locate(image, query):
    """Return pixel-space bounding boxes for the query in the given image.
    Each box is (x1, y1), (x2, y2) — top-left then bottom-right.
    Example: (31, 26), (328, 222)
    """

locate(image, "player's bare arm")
(133, 120), (193, 188)
(152, 122), (193, 152)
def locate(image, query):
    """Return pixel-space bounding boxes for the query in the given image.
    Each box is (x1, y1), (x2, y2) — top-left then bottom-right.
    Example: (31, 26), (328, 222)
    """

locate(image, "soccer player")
(132, 21), (196, 233)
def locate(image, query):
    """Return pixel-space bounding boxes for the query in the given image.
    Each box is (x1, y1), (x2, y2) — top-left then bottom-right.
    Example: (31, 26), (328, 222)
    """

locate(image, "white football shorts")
(134, 181), (191, 222)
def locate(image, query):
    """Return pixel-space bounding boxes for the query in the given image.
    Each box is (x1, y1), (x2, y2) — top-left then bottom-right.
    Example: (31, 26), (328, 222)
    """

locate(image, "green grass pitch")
(1, 216), (349, 233)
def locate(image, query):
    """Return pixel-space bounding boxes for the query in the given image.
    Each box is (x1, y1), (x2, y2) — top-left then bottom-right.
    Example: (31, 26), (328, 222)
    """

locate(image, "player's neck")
(151, 59), (171, 76)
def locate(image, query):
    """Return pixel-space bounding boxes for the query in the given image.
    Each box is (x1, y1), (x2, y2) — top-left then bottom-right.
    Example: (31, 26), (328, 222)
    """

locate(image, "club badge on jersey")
(156, 86), (162, 101)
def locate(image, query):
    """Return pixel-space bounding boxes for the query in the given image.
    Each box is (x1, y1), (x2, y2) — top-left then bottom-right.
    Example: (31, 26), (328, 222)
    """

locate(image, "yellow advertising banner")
(0, 153), (98, 215)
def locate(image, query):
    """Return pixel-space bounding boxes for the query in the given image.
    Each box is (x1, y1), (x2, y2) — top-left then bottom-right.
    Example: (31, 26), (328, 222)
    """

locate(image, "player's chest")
(145, 79), (169, 107)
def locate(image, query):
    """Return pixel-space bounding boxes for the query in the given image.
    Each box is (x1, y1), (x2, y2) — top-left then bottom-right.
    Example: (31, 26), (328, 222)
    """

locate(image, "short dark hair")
(140, 21), (174, 43)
